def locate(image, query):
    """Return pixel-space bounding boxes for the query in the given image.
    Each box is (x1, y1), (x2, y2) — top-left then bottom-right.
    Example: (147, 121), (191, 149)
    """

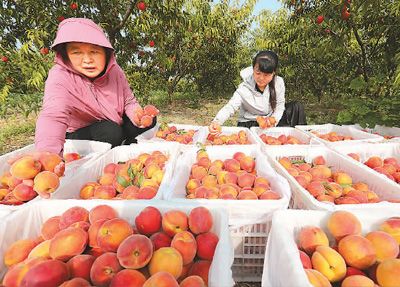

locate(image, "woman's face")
(66, 42), (107, 79)
(253, 64), (274, 91)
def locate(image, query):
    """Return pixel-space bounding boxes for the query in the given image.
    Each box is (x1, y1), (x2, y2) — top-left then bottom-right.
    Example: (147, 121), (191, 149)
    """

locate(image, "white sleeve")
(271, 77), (285, 125)
(213, 90), (242, 125)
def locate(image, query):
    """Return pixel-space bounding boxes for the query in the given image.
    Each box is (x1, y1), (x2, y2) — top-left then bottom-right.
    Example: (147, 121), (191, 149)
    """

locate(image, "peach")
(304, 269), (332, 287)
(376, 258), (400, 287)
(33, 171), (60, 197)
(313, 155), (326, 166)
(309, 166), (331, 179)
(171, 231), (197, 265)
(137, 186), (158, 199)
(28, 240), (51, 259)
(6, 175), (23, 189)
(104, 163), (119, 174)
(352, 182), (369, 192)
(140, 115), (153, 127)
(110, 269), (147, 287)
(97, 218), (133, 252)
(143, 163), (161, 179)
(117, 234), (153, 269)
(201, 174), (218, 187)
(338, 235), (377, 269)
(306, 181), (326, 198)
(98, 173), (115, 186)
(79, 182), (99, 199)
(346, 189), (368, 203)
(365, 156), (383, 169)
(239, 156), (256, 173)
(49, 227), (88, 261)
(342, 275), (375, 287)
(2, 257), (46, 287)
(366, 231), (399, 262)
(223, 158), (240, 172)
(327, 211), (362, 241)
(88, 219), (107, 248)
(333, 171), (352, 186)
(4, 239), (38, 267)
(190, 165), (208, 180)
(237, 190), (258, 200)
(219, 183), (239, 198)
(180, 275), (206, 287)
(151, 170), (164, 185)
(60, 278), (91, 287)
(90, 252), (122, 287)
(380, 217), (400, 244)
(148, 247), (183, 278)
(189, 206), (213, 235)
(143, 271), (179, 287)
(162, 210), (188, 237)
(150, 232), (172, 251)
(10, 156), (41, 180)
(64, 152), (81, 162)
(94, 185), (117, 199)
(334, 196), (360, 204)
(144, 104), (159, 117)
(299, 250), (312, 269)
(186, 178), (201, 193)
(89, 205), (118, 224)
(113, 174), (132, 193)
(0, 187), (9, 200)
(67, 254), (95, 282)
(20, 259), (69, 287)
(259, 190), (281, 200)
(295, 175), (309, 188)
(298, 226), (329, 254)
(12, 183), (37, 201)
(197, 156), (211, 169)
(188, 260), (211, 285)
(224, 172), (238, 185)
(324, 182), (343, 199)
(41, 216), (61, 240)
(311, 245), (346, 282)
(316, 194), (335, 203)
(121, 185), (140, 199)
(237, 172), (256, 188)
(347, 153), (361, 161)
(196, 232), (219, 260)
(135, 206), (162, 236)
(345, 266), (366, 277)
(254, 176), (270, 187)
(59, 206), (89, 229)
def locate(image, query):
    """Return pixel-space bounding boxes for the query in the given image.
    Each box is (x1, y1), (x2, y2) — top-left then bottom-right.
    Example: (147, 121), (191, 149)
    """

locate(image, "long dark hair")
(252, 50), (279, 111)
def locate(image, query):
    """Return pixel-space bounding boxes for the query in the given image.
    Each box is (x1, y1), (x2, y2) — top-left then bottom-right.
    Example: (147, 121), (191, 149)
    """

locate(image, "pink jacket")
(35, 18), (139, 154)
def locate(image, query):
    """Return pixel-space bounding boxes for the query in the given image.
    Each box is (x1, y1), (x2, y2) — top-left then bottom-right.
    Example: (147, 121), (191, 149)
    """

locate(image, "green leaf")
(116, 175), (131, 188)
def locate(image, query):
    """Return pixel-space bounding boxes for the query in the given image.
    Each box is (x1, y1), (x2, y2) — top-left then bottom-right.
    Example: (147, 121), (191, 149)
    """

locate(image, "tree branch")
(350, 21), (369, 81)
(114, 1), (135, 32)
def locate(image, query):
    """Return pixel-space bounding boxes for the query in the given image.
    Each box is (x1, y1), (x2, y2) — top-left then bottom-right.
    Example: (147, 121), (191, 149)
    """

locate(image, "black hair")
(252, 50), (279, 111)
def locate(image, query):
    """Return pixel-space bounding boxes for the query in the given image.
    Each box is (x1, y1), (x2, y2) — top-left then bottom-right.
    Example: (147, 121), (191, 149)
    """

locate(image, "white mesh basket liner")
(266, 145), (400, 211)
(296, 124), (383, 146)
(51, 142), (180, 200)
(0, 199), (235, 287)
(333, 142), (400, 187)
(164, 145), (291, 229)
(262, 208), (400, 287)
(373, 124), (400, 142)
(0, 140), (111, 216)
(135, 123), (207, 146)
(250, 127), (321, 147)
(203, 126), (260, 146)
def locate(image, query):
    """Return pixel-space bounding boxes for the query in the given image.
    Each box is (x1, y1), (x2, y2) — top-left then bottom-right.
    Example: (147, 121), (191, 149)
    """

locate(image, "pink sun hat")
(51, 18), (113, 50)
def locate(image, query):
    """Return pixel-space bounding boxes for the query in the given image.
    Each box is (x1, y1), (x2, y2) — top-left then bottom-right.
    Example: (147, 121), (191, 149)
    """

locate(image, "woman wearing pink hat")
(34, 18), (156, 155)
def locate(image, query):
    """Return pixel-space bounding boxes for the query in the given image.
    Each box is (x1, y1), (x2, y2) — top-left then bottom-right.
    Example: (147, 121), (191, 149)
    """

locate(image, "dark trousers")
(66, 114), (157, 147)
(237, 101), (307, 128)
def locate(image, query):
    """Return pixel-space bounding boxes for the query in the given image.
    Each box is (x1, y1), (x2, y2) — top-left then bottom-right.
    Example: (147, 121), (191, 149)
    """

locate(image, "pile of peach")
(347, 153), (400, 184)
(2, 205), (218, 286)
(206, 130), (250, 145)
(186, 150), (281, 200)
(279, 155), (387, 204)
(256, 116), (276, 129)
(259, 134), (304, 145)
(79, 151), (167, 200)
(133, 104), (160, 128)
(311, 131), (354, 142)
(155, 123), (197, 144)
(298, 210), (400, 287)
(0, 152), (65, 205)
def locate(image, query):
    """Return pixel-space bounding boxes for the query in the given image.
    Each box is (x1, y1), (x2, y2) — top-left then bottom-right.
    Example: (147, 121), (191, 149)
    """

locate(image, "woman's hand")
(208, 122), (222, 136)
(256, 116), (276, 129)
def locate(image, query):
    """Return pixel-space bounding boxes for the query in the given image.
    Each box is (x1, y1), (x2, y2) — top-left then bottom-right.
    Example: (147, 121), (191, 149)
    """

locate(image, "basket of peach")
(263, 209), (400, 287)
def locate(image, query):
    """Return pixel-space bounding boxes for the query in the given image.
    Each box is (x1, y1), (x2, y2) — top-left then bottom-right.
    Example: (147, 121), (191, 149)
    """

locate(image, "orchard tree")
(253, 0), (400, 126)
(0, 0), (256, 115)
